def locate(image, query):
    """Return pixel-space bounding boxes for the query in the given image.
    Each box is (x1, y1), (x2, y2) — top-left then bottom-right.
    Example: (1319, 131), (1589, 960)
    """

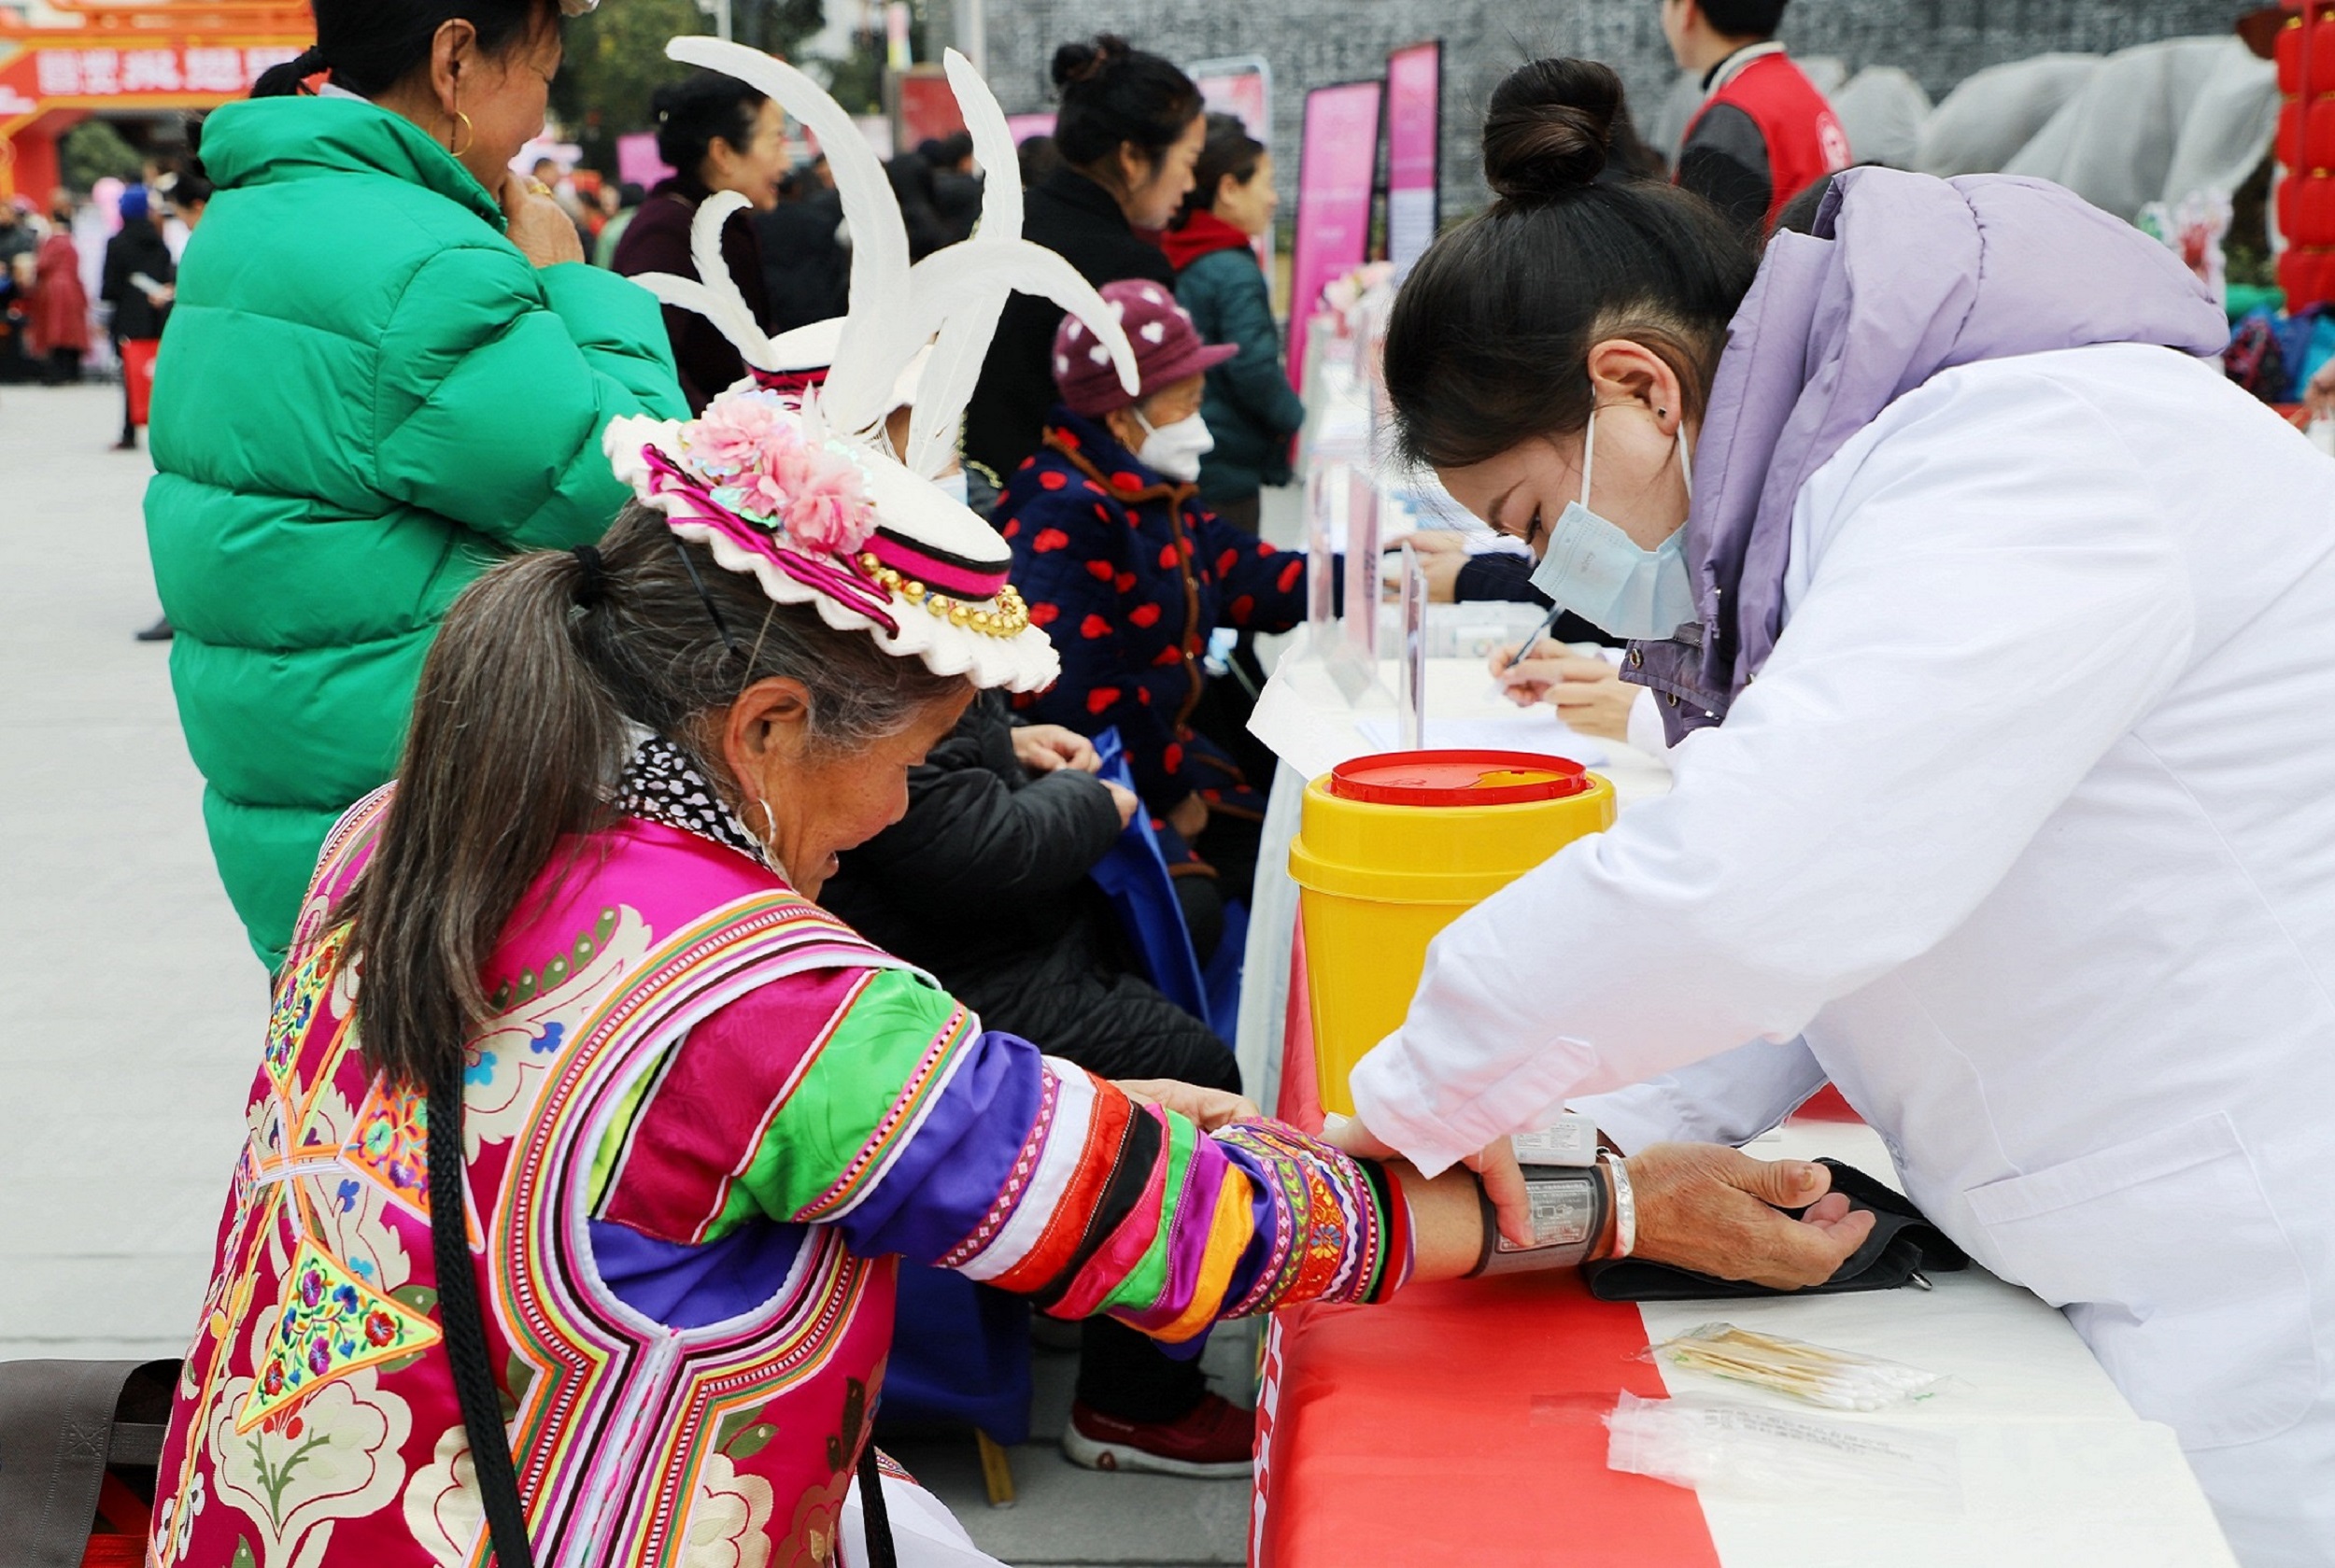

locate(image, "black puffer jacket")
(963, 165), (1177, 482)
(822, 692), (1239, 1089)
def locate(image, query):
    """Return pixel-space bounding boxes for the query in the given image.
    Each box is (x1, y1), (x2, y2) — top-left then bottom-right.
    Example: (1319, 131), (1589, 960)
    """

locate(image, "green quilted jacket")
(146, 95), (684, 969)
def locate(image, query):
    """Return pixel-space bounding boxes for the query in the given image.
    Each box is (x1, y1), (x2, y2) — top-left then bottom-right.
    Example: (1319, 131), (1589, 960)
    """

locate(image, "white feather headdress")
(604, 39), (1139, 693)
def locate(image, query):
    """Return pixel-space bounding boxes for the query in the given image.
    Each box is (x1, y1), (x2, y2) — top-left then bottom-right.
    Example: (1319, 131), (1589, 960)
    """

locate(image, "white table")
(1653, 1121), (2235, 1566)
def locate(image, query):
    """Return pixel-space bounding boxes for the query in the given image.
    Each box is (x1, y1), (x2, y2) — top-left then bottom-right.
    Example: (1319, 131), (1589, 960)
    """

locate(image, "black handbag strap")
(428, 1061), (537, 1568)
(856, 1440), (898, 1568)
(429, 1059), (899, 1568)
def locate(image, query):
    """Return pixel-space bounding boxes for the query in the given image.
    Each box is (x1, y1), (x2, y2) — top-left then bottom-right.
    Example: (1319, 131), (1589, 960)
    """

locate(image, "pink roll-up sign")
(616, 132), (674, 191)
(1003, 112), (1056, 148)
(1287, 78), (1383, 394)
(1385, 40), (1441, 278)
(1189, 55), (1275, 282)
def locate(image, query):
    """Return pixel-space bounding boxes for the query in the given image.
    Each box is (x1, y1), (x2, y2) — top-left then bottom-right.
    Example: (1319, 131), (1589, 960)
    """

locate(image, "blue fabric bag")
(1087, 728), (1211, 1023)
(878, 1264), (1032, 1443)
(1202, 897), (1248, 1045)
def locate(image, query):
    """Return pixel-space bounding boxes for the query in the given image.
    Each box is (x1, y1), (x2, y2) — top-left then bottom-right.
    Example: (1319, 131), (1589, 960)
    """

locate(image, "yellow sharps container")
(1289, 750), (1616, 1115)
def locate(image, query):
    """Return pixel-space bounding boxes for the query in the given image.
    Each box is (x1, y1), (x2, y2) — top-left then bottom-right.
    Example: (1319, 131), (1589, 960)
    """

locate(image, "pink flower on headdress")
(680, 392), (877, 558)
(689, 394), (789, 477)
(781, 443), (879, 555)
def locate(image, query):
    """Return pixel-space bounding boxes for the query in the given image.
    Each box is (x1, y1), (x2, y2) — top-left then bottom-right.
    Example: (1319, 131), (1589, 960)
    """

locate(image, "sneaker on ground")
(1062, 1392), (1254, 1478)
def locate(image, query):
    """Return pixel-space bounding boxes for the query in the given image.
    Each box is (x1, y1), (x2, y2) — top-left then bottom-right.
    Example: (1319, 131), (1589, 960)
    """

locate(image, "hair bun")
(1481, 58), (1621, 202)
(1051, 34), (1129, 90)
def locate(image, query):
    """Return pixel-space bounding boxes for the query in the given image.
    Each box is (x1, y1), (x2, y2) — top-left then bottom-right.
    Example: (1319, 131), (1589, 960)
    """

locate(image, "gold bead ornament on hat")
(858, 555), (1030, 638)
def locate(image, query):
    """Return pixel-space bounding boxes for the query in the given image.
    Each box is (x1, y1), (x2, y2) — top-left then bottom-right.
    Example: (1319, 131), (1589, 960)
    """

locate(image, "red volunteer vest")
(1685, 49), (1851, 231)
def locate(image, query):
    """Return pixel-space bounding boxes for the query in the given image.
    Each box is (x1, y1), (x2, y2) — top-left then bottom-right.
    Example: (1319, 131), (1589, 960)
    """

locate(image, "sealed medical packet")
(1606, 1391), (1962, 1508)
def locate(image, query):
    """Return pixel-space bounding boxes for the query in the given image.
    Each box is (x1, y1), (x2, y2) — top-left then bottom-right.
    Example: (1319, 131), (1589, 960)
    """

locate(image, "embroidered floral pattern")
(264, 929), (341, 1085)
(464, 903), (653, 1157)
(205, 1366), (413, 1568)
(681, 1450), (778, 1568)
(239, 1238), (439, 1434)
(343, 1080), (429, 1221)
(403, 1425), (483, 1567)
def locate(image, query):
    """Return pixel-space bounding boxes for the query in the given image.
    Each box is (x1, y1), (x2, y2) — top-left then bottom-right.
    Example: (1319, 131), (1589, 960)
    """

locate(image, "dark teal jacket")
(1170, 221), (1306, 505)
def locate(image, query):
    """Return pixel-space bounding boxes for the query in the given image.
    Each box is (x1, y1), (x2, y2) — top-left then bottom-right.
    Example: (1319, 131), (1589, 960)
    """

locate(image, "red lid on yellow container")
(1326, 750), (1592, 808)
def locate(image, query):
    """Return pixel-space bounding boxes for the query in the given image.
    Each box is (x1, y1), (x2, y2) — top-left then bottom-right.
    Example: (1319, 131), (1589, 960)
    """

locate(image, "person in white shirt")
(1331, 58), (2335, 1567)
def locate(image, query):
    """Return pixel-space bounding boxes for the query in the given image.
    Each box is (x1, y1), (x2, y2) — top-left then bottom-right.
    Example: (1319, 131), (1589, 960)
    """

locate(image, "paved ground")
(0, 382), (264, 1363)
(0, 381), (1252, 1564)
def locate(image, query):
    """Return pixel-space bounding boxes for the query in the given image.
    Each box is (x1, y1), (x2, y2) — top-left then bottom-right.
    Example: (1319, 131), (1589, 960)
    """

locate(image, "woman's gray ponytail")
(343, 545), (626, 1088)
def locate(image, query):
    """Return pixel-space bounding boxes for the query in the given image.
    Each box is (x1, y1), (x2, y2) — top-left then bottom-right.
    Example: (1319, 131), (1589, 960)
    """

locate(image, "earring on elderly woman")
(753, 798), (786, 878)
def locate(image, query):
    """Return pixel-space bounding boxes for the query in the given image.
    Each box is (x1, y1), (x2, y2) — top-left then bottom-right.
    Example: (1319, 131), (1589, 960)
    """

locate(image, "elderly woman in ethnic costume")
(149, 47), (1875, 1568)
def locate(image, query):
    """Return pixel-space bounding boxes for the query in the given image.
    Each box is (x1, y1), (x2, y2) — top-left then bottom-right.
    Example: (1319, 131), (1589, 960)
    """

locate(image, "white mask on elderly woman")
(1133, 409), (1215, 484)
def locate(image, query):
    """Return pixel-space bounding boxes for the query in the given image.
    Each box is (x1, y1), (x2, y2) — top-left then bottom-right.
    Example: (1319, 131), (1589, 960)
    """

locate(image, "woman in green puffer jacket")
(148, 0), (686, 968)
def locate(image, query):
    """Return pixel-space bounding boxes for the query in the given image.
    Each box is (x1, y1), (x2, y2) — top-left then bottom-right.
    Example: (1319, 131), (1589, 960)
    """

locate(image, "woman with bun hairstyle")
(614, 69), (790, 410)
(964, 35), (1204, 484)
(1163, 113), (1304, 533)
(145, 0), (686, 970)
(1334, 58), (2335, 1566)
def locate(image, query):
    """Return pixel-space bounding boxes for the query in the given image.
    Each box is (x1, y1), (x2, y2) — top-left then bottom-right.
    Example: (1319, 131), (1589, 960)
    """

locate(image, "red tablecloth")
(1253, 926), (1873, 1565)
(1252, 1271), (1720, 1567)
(1258, 926), (1722, 1562)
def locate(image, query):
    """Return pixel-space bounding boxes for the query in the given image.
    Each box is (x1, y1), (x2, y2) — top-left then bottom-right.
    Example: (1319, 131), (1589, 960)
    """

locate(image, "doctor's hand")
(1492, 645), (1639, 742)
(1621, 1143), (1877, 1291)
(1394, 531), (1469, 602)
(1325, 1113), (1537, 1248)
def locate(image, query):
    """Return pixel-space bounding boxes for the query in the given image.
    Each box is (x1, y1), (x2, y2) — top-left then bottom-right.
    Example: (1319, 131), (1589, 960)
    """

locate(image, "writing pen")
(1502, 602), (1567, 679)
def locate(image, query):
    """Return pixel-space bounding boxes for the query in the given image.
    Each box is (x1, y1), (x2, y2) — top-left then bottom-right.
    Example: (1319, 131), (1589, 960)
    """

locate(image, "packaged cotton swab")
(1640, 1322), (1949, 1411)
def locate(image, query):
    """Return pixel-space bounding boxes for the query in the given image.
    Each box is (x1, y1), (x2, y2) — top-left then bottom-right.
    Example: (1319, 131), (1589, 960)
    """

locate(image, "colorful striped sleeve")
(594, 963), (1410, 1336)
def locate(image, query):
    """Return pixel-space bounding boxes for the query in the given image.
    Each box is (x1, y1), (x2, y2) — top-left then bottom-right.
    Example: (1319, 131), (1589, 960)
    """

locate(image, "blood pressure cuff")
(1580, 1158), (1969, 1301)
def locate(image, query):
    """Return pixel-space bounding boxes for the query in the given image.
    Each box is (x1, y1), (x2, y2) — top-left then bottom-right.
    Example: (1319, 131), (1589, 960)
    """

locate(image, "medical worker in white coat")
(1331, 61), (2335, 1567)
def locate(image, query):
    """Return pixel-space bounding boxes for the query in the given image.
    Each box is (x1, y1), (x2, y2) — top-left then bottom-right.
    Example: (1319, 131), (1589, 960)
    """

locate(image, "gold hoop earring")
(448, 110), (474, 158)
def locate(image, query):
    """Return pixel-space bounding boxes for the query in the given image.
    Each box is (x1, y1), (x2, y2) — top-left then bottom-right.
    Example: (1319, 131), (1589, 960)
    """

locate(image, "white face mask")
(1525, 407), (1698, 642)
(1133, 409), (1214, 483)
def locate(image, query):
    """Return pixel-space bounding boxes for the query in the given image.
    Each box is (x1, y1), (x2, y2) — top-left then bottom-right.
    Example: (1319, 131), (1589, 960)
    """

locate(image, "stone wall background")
(974, 0), (2255, 219)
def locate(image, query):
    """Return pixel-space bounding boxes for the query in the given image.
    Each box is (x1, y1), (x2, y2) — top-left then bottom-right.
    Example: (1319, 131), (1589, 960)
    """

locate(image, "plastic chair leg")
(975, 1429), (1016, 1508)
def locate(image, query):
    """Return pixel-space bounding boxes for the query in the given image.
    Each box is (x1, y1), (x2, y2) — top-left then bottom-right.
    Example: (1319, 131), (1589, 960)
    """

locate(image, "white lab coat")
(1349, 344), (2335, 1567)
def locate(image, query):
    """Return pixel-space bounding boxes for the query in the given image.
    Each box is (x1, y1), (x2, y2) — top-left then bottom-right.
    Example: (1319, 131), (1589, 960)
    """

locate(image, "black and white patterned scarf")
(613, 733), (768, 864)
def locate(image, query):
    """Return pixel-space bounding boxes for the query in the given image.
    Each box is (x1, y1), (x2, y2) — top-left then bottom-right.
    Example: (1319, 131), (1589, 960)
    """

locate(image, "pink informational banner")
(1287, 78), (1382, 394)
(1003, 111), (1056, 148)
(1188, 54), (1276, 290)
(616, 132), (674, 191)
(1384, 40), (1441, 277)
(1191, 54), (1270, 144)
